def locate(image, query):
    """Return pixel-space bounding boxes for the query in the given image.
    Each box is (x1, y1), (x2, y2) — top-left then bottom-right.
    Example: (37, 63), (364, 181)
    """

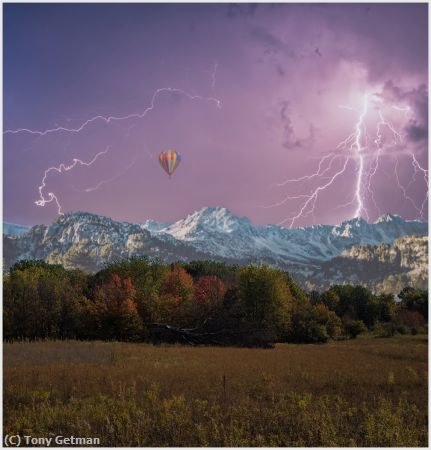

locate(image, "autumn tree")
(193, 275), (226, 324)
(159, 265), (195, 326)
(94, 274), (143, 341)
(313, 303), (342, 339)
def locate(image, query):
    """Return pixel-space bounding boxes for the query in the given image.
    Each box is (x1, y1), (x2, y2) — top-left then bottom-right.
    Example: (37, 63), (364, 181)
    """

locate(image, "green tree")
(398, 287), (428, 319)
(319, 289), (340, 312)
(331, 285), (380, 328)
(288, 302), (329, 343)
(313, 303), (342, 339)
(237, 264), (293, 339)
(376, 293), (396, 322)
(4, 264), (88, 340)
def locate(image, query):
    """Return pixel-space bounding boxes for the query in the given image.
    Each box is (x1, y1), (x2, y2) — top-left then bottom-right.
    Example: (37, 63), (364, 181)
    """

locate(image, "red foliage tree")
(96, 274), (136, 314)
(94, 274), (142, 341)
(194, 275), (226, 307)
(158, 266), (195, 326)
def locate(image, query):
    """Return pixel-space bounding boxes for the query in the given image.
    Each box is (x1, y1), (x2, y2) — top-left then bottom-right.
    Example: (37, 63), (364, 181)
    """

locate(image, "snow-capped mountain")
(140, 207), (427, 268)
(3, 212), (211, 272)
(3, 208), (428, 293)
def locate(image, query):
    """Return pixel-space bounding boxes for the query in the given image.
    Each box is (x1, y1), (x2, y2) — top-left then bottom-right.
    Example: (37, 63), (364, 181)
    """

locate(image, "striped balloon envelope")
(158, 150), (182, 178)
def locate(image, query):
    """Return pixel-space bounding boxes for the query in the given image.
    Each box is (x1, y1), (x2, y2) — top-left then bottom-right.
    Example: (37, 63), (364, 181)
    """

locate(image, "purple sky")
(4, 3), (428, 227)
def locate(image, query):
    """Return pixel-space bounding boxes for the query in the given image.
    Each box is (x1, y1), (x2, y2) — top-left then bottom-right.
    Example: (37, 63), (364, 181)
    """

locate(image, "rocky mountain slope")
(297, 235), (428, 293)
(3, 213), (213, 273)
(3, 208), (428, 293)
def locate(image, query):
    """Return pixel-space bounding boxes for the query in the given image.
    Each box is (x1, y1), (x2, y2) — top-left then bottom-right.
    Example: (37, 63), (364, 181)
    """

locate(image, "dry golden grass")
(4, 336), (428, 446)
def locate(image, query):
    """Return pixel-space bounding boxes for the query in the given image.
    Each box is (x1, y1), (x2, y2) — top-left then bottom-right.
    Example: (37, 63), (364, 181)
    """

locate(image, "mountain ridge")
(3, 208), (427, 293)
(138, 207), (427, 265)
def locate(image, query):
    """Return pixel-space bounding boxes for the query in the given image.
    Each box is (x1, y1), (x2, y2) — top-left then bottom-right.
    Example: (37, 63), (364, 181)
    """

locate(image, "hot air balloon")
(159, 150), (181, 178)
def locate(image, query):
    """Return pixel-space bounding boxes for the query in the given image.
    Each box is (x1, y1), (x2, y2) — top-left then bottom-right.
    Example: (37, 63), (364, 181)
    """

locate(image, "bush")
(287, 303), (330, 343)
(396, 325), (409, 335)
(343, 319), (367, 339)
(375, 322), (396, 338)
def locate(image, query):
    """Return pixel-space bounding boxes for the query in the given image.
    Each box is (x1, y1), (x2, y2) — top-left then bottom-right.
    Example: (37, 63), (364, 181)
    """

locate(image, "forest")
(3, 258), (428, 346)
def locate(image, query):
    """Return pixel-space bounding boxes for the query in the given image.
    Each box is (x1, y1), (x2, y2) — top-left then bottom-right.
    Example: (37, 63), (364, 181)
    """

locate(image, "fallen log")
(147, 322), (275, 348)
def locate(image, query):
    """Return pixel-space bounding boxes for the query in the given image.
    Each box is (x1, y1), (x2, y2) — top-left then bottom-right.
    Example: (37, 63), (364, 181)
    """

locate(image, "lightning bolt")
(376, 111), (427, 221)
(268, 94), (369, 227)
(36, 148), (109, 215)
(365, 109), (403, 217)
(273, 153), (336, 188)
(277, 158), (350, 227)
(265, 91), (427, 227)
(393, 156), (424, 217)
(410, 153), (428, 220)
(77, 154), (139, 193)
(5, 72), (222, 215)
(352, 94), (368, 219)
(4, 87), (221, 137)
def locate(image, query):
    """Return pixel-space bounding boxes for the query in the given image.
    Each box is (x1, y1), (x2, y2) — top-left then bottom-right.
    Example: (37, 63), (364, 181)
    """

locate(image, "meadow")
(3, 335), (428, 447)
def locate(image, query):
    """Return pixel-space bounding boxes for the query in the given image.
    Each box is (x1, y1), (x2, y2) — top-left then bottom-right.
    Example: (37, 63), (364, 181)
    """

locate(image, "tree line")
(3, 259), (428, 346)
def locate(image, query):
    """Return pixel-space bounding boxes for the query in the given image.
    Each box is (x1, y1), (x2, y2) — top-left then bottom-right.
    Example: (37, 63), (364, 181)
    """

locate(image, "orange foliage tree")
(193, 275), (226, 324)
(159, 265), (195, 326)
(94, 274), (143, 341)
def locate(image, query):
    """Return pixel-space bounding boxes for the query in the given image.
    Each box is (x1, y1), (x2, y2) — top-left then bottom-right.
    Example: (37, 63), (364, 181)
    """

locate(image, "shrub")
(375, 322), (396, 338)
(396, 325), (409, 335)
(343, 319), (367, 339)
(288, 303), (329, 343)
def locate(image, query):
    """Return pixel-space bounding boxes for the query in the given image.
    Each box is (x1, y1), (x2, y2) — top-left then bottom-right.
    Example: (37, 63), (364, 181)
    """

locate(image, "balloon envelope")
(159, 150), (181, 177)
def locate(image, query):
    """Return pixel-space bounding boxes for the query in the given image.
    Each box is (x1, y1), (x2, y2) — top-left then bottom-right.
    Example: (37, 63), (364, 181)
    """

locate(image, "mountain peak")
(57, 211), (110, 223)
(194, 206), (232, 217)
(346, 216), (368, 225)
(374, 213), (402, 224)
(163, 206), (252, 239)
(4, 209), (428, 293)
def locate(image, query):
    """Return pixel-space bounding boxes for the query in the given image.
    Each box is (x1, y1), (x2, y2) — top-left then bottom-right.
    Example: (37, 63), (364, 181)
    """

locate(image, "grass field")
(3, 336), (428, 446)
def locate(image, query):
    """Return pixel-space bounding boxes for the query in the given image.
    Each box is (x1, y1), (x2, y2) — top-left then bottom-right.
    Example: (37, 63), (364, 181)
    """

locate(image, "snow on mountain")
(140, 207), (428, 265)
(374, 213), (402, 224)
(140, 219), (172, 233)
(3, 208), (428, 293)
(3, 222), (30, 236)
(3, 212), (209, 272)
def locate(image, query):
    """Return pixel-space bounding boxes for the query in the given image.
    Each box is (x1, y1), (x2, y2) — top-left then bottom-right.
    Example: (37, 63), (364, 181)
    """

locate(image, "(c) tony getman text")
(4, 435), (101, 447)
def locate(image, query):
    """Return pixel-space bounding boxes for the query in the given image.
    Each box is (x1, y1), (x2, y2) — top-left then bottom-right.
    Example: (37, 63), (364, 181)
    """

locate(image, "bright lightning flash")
(267, 92), (427, 227)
